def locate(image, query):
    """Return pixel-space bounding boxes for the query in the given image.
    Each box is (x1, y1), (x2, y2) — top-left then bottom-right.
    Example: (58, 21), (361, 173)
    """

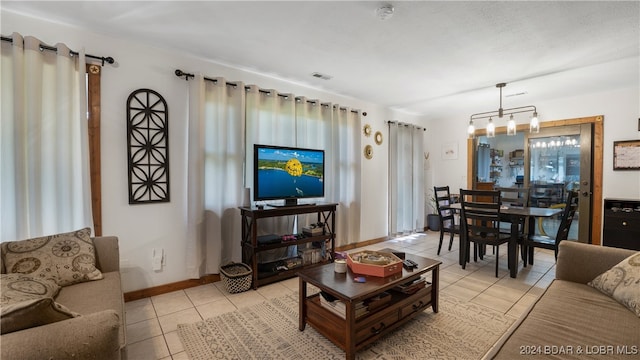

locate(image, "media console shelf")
(240, 203), (338, 289)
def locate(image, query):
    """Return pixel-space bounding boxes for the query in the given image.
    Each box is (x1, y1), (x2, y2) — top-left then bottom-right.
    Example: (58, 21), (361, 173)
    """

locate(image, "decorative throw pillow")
(1, 228), (103, 286)
(588, 252), (640, 317)
(0, 273), (79, 334)
(0, 273), (61, 301)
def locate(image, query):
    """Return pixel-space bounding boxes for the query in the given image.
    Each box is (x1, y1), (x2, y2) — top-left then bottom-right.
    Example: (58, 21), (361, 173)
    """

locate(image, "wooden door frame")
(467, 115), (603, 245)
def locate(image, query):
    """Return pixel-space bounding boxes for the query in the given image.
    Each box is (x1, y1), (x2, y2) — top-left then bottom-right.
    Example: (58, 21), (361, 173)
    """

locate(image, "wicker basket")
(219, 262), (252, 293)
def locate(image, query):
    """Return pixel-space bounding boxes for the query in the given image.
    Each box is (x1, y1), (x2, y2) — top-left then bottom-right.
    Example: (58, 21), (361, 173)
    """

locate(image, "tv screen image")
(254, 144), (325, 205)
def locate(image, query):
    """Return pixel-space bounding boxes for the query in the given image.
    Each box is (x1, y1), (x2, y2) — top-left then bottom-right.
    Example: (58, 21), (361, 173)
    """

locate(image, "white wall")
(4, 11), (638, 292)
(2, 11), (399, 292)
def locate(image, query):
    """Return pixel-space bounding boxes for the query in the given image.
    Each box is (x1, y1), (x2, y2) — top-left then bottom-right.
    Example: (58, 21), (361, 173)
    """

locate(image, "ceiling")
(3, 1), (639, 119)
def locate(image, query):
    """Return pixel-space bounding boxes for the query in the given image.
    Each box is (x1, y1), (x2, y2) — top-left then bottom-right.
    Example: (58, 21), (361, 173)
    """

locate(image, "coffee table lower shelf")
(303, 286), (433, 358)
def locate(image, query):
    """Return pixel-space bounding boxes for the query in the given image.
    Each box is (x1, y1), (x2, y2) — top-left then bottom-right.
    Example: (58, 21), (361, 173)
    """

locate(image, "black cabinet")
(603, 198), (640, 251)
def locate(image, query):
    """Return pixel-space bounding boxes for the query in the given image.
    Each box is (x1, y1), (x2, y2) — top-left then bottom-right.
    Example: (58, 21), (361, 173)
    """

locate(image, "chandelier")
(468, 83), (539, 138)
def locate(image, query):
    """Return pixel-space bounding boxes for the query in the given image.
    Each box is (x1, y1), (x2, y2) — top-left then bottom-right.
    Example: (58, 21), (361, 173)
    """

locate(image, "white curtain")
(246, 92), (362, 248)
(245, 86), (297, 236)
(327, 106), (361, 247)
(186, 75), (245, 278)
(245, 86), (297, 200)
(0, 33), (93, 241)
(185, 76), (362, 276)
(388, 122), (425, 236)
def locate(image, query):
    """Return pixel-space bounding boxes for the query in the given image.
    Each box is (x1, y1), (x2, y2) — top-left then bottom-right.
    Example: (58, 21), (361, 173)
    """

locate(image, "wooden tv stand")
(239, 203), (337, 289)
(297, 254), (441, 360)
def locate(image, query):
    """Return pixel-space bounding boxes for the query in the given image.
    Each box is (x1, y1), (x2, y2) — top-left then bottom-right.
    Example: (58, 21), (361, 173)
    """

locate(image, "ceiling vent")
(311, 72), (332, 80)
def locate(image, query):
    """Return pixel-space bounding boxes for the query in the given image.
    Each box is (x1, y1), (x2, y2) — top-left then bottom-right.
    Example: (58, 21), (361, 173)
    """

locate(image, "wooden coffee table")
(297, 253), (441, 360)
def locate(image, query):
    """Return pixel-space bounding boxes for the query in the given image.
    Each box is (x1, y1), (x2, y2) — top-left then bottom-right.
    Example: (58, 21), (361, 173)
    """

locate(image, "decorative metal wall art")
(126, 89), (170, 204)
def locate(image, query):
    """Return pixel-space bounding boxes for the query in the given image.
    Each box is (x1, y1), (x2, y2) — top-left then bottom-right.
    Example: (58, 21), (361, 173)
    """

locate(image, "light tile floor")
(124, 231), (557, 360)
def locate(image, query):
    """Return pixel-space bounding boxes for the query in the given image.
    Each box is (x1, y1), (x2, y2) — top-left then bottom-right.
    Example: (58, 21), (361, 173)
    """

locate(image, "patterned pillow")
(588, 252), (640, 317)
(1, 228), (103, 286)
(0, 273), (79, 334)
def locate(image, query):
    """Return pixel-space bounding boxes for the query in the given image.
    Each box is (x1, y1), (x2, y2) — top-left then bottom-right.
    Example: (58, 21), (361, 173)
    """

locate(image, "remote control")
(403, 259), (418, 269)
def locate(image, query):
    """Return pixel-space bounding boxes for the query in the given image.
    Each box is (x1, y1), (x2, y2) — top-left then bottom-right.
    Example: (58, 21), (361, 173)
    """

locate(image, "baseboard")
(124, 235), (418, 302)
(124, 274), (219, 302)
(335, 236), (390, 251)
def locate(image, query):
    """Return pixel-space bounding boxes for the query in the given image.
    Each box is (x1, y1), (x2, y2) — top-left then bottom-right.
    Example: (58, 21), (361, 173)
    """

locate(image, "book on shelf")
(319, 292), (368, 319)
(365, 291), (391, 311)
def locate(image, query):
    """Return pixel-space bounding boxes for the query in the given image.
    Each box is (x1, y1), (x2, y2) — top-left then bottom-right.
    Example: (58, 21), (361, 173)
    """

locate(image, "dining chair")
(496, 186), (530, 261)
(433, 186), (460, 255)
(496, 187), (530, 208)
(459, 189), (512, 277)
(529, 183), (564, 208)
(524, 190), (579, 264)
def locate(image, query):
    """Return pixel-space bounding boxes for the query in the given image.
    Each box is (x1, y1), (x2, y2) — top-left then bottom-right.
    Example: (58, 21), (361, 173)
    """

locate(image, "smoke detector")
(376, 4), (394, 20)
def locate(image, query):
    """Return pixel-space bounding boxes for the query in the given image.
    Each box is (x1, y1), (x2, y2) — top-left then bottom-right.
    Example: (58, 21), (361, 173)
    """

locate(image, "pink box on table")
(346, 250), (403, 277)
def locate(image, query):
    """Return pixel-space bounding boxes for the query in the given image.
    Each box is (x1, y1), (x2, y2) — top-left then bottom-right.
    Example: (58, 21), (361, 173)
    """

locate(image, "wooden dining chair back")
(496, 187), (530, 208)
(459, 189), (512, 277)
(433, 186), (460, 255)
(496, 186), (530, 239)
(529, 183), (564, 208)
(525, 190), (579, 263)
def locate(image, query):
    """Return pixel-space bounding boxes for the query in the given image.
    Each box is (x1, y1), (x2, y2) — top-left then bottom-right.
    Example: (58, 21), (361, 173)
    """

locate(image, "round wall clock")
(364, 145), (373, 159)
(374, 131), (383, 145)
(363, 124), (372, 137)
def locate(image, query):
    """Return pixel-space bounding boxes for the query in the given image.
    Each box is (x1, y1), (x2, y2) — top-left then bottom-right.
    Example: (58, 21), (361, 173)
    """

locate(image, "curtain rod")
(1, 35), (115, 66)
(175, 69), (363, 115)
(387, 120), (426, 131)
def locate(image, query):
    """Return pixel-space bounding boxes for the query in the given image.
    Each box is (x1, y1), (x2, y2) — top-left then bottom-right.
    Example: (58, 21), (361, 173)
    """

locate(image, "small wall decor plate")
(374, 131), (383, 145)
(364, 145), (373, 159)
(127, 89), (170, 204)
(363, 124), (372, 137)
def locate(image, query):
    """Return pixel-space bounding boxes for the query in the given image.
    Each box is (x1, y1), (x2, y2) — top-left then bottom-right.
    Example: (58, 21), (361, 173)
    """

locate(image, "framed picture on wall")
(613, 140), (640, 170)
(442, 142), (458, 160)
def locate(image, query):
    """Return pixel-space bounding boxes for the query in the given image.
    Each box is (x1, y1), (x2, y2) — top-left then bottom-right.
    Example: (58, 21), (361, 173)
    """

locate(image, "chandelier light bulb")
(530, 112), (540, 133)
(467, 120), (475, 138)
(507, 114), (516, 136)
(487, 117), (495, 138)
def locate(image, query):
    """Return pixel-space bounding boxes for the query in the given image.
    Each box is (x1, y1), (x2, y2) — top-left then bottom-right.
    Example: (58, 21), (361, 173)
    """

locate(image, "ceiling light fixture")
(507, 114), (516, 136)
(467, 119), (475, 138)
(487, 117), (495, 138)
(376, 4), (394, 20)
(469, 83), (540, 138)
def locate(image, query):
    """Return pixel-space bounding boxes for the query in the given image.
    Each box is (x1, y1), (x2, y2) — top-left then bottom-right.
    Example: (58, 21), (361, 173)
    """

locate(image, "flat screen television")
(253, 144), (325, 206)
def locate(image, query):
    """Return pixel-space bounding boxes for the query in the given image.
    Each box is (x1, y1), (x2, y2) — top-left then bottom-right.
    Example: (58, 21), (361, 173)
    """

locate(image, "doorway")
(525, 124), (592, 243)
(467, 115), (603, 245)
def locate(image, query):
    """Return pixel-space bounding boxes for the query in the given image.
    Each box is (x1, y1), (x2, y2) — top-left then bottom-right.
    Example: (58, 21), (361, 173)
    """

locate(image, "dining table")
(447, 202), (562, 278)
